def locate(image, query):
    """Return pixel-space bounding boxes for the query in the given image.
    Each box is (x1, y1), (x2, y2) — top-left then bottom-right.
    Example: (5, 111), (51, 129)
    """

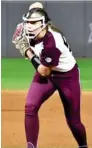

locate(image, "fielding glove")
(12, 23), (30, 57)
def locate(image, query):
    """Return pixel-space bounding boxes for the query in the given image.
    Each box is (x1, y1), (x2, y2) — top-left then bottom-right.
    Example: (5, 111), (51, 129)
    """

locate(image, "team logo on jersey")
(45, 57), (52, 63)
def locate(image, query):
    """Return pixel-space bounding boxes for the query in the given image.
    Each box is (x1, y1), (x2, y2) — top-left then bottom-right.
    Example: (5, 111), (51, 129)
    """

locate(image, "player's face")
(24, 20), (43, 39)
(26, 20), (42, 32)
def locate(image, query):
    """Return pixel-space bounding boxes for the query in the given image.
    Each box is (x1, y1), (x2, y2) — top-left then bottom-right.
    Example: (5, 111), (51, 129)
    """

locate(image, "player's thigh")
(58, 78), (81, 120)
(26, 79), (56, 108)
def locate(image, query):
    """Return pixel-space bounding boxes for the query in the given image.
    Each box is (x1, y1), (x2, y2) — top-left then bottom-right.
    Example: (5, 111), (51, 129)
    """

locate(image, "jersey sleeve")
(40, 47), (61, 67)
(40, 32), (61, 67)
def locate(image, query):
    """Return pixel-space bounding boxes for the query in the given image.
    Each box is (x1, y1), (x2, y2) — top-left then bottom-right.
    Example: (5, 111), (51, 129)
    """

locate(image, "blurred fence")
(1, 1), (92, 57)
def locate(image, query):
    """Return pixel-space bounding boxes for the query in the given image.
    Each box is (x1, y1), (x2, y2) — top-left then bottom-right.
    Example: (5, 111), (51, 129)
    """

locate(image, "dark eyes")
(26, 21), (36, 24)
(26, 21), (40, 24)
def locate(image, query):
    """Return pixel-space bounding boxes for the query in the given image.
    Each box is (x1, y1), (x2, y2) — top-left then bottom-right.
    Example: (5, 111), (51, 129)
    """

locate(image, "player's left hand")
(12, 23), (30, 57)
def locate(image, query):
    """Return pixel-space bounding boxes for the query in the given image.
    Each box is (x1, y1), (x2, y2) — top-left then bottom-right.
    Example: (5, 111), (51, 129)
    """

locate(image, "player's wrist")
(26, 49), (34, 59)
(30, 55), (40, 70)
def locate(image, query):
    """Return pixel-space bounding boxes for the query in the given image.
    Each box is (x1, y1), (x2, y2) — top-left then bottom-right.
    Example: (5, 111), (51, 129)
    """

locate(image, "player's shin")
(25, 104), (39, 148)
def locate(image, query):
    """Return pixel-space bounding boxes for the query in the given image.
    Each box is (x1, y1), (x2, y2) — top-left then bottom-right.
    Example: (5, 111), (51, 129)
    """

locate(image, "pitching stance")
(12, 2), (88, 148)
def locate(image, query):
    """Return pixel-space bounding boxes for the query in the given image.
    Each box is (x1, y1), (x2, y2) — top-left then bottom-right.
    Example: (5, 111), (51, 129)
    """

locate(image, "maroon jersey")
(30, 27), (76, 72)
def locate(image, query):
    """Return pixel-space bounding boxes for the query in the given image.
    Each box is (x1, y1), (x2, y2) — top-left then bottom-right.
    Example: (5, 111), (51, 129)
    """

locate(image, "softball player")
(12, 2), (88, 148)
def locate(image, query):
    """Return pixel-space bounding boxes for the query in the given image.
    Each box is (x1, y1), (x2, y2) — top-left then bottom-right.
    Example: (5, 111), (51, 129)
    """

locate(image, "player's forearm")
(26, 49), (51, 76)
(26, 49), (34, 60)
(26, 49), (40, 70)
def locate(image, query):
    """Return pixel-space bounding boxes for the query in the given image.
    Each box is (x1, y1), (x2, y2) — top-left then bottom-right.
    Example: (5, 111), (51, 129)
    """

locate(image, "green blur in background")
(1, 58), (92, 90)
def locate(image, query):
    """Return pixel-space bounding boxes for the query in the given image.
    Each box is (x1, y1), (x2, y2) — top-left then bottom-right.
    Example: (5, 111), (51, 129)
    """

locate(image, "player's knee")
(25, 104), (39, 116)
(63, 88), (72, 100)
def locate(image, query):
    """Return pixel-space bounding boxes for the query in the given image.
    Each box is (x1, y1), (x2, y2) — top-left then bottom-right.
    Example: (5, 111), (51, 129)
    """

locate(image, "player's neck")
(35, 27), (47, 40)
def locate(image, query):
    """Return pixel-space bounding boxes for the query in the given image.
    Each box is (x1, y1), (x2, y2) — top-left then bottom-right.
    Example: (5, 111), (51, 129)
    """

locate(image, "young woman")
(12, 2), (88, 148)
